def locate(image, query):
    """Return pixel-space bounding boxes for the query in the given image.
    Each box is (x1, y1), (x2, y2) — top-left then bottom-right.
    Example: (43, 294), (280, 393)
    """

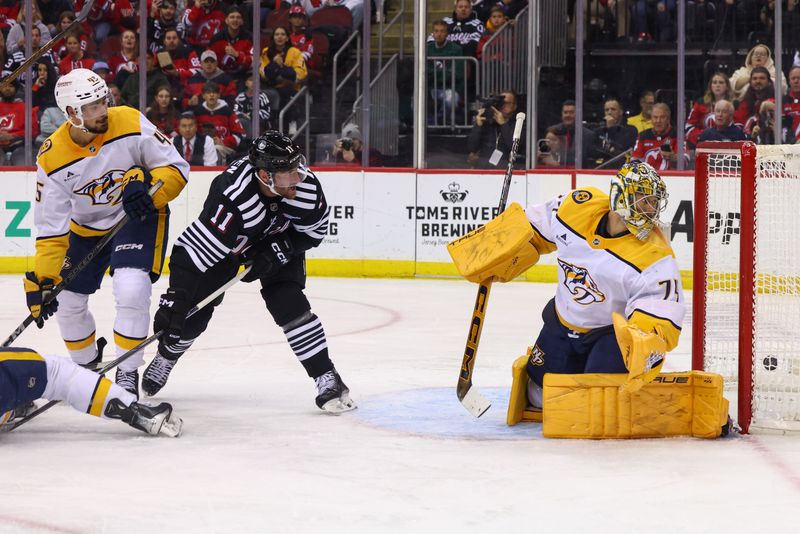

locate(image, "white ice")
(0, 275), (798, 534)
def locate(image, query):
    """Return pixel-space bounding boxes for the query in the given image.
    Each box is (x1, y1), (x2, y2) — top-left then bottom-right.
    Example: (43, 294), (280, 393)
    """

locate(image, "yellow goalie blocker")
(506, 355), (729, 439)
(447, 202), (540, 283)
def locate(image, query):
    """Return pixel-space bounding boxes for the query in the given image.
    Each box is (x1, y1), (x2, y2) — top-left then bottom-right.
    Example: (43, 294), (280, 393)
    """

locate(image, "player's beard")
(85, 116), (109, 134)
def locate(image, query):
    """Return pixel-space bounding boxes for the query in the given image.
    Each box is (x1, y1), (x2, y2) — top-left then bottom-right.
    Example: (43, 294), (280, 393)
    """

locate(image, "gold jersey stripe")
(114, 331), (146, 350)
(64, 331), (96, 351)
(88, 377), (113, 417)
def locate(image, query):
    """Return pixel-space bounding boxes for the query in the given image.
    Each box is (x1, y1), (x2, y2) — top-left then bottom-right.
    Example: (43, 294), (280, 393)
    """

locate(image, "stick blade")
(459, 386), (491, 418)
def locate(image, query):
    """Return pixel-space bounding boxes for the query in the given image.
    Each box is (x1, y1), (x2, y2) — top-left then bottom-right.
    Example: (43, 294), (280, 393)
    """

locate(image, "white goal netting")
(701, 145), (800, 431)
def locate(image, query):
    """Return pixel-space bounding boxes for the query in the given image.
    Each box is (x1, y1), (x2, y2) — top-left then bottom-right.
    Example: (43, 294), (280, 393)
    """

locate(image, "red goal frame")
(692, 141), (757, 433)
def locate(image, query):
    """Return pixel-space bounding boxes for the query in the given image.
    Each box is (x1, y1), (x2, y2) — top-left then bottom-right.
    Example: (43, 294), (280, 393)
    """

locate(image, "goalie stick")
(6, 264), (254, 432)
(456, 112), (526, 417)
(0, 0), (97, 89)
(2, 180), (163, 348)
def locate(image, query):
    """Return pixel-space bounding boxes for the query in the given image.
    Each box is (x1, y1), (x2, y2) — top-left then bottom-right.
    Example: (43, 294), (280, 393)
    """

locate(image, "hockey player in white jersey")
(519, 161), (684, 405)
(0, 347), (182, 437)
(25, 68), (190, 398)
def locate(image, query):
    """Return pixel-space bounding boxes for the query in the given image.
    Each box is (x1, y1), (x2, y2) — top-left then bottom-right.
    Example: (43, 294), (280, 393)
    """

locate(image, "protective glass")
(79, 96), (109, 122)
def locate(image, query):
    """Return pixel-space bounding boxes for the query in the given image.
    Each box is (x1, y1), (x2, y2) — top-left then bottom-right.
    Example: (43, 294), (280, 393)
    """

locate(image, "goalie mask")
(249, 131), (307, 195)
(609, 161), (668, 240)
(54, 68), (110, 132)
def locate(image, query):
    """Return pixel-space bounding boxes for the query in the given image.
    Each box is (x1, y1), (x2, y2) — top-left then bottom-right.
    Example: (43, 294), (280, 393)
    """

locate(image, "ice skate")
(115, 368), (139, 399)
(142, 353), (177, 397)
(314, 369), (356, 414)
(104, 398), (183, 437)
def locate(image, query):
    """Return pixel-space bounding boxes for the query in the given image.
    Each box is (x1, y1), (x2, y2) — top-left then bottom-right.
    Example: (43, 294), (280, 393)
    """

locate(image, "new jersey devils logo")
(75, 169), (128, 206)
(558, 258), (606, 305)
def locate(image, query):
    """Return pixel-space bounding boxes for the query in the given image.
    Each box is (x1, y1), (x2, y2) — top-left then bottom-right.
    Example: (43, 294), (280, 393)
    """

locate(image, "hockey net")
(693, 142), (800, 433)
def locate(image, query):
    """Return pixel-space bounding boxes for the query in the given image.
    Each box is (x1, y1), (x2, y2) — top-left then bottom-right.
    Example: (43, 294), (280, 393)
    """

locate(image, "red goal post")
(693, 141), (800, 434)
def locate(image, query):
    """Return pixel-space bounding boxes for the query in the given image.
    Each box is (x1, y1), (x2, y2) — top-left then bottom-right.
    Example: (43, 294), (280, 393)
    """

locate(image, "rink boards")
(0, 168), (698, 286)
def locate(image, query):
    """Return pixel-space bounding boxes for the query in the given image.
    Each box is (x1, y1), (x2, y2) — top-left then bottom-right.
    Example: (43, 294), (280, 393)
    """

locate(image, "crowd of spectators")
(0, 0), (366, 165)
(535, 41), (800, 171)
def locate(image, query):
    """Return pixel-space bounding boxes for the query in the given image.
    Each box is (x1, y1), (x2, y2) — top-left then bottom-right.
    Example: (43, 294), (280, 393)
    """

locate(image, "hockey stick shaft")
(0, 0), (97, 89)
(2, 181), (163, 348)
(8, 265), (253, 431)
(456, 113), (526, 418)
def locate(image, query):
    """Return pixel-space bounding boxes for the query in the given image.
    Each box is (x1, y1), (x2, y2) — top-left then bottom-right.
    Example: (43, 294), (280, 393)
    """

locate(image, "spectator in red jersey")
(149, 0), (180, 53)
(58, 33), (96, 75)
(782, 66), (800, 140)
(183, 50), (237, 108)
(191, 81), (246, 161)
(734, 66), (775, 136)
(476, 6), (508, 60)
(146, 85), (181, 137)
(74, 0), (136, 43)
(6, 2), (52, 57)
(0, 80), (39, 165)
(107, 29), (139, 87)
(685, 71), (735, 148)
(157, 28), (202, 90)
(287, 4), (319, 72)
(631, 103), (686, 170)
(0, 0), (19, 34)
(208, 5), (253, 77)
(260, 26), (308, 114)
(53, 12), (92, 60)
(180, 0), (227, 53)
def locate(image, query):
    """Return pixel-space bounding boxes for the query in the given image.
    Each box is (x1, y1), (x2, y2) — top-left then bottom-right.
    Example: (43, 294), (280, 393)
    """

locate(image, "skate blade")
(320, 394), (357, 414)
(159, 415), (183, 438)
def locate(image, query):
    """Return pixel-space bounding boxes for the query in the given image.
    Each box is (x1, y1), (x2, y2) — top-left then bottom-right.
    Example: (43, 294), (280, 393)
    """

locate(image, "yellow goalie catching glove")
(612, 312), (667, 393)
(447, 202), (539, 283)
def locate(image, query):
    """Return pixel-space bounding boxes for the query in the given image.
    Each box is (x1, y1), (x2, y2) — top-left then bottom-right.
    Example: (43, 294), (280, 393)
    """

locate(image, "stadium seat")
(266, 7), (290, 30)
(308, 31), (330, 80)
(310, 6), (353, 32)
(98, 35), (120, 61)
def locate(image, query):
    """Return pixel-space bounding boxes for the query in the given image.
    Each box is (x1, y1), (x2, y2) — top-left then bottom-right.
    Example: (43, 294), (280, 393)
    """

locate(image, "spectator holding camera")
(546, 99), (600, 168)
(734, 67), (775, 136)
(467, 90), (524, 168)
(593, 97), (638, 166)
(536, 126), (569, 167)
(331, 123), (383, 167)
(750, 100), (795, 145)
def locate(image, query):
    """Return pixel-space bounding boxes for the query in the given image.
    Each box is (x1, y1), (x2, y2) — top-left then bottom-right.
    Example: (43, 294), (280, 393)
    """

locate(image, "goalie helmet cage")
(693, 141), (800, 434)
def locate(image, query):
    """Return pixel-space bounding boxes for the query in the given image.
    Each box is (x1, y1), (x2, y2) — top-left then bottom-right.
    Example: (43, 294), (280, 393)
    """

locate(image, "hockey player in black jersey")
(142, 131), (355, 413)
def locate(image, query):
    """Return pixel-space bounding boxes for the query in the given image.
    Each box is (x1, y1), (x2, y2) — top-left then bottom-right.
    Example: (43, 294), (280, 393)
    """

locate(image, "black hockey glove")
(154, 288), (191, 347)
(241, 235), (294, 282)
(23, 271), (59, 328)
(122, 166), (156, 220)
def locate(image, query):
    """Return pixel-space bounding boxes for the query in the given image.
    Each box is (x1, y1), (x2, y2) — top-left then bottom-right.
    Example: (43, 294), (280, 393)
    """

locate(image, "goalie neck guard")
(609, 160), (668, 240)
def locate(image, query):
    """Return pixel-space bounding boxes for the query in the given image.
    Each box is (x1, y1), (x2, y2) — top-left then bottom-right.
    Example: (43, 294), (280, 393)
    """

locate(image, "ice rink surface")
(0, 275), (798, 534)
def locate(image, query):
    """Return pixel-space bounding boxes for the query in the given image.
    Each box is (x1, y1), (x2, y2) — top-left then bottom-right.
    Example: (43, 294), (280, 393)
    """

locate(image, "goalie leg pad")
(542, 371), (729, 439)
(507, 353), (543, 426)
(447, 203), (540, 283)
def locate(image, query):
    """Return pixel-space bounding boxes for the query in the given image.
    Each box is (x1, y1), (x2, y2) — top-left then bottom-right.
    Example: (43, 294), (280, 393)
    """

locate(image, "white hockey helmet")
(54, 68), (109, 130)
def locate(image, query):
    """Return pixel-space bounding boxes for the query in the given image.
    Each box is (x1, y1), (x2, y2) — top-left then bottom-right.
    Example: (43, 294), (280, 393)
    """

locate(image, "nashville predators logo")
(571, 190), (592, 204)
(527, 345), (545, 366)
(75, 169), (128, 206)
(558, 258), (606, 305)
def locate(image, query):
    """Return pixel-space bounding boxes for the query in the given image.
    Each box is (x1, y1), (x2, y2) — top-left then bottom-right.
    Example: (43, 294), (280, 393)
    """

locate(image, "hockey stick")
(0, 0), (97, 89)
(7, 264), (254, 431)
(2, 180), (164, 348)
(456, 112), (526, 417)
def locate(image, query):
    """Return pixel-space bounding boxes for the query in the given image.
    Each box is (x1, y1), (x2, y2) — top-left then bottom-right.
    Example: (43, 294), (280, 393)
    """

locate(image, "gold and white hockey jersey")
(34, 106), (189, 283)
(525, 187), (685, 350)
